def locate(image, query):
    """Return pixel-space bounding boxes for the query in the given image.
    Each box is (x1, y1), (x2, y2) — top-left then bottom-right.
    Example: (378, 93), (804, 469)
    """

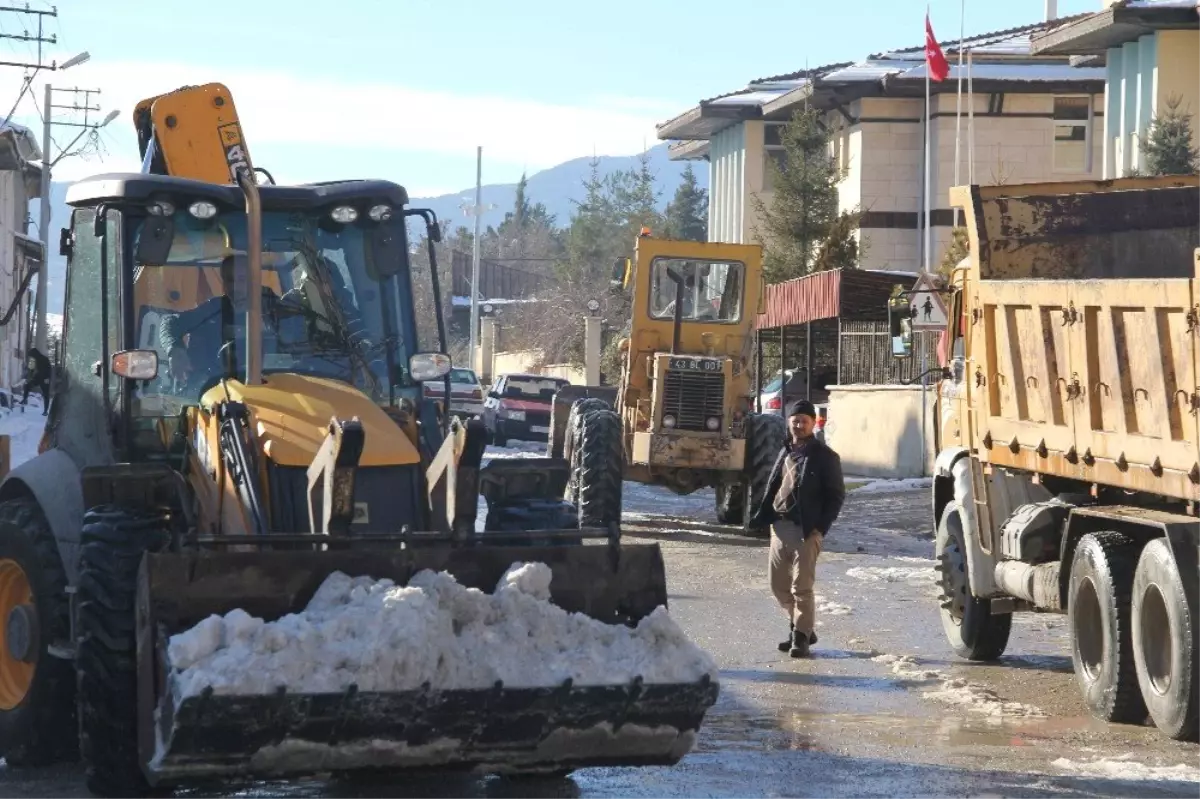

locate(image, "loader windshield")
(127, 205), (415, 414)
(649, 257), (744, 324)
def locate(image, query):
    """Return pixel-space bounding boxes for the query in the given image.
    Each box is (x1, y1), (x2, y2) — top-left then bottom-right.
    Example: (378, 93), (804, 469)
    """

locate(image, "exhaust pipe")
(236, 167), (263, 386)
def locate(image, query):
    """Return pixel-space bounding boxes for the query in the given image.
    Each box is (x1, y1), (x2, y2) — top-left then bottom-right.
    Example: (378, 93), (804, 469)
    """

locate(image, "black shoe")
(790, 630), (813, 658)
(778, 623), (794, 653)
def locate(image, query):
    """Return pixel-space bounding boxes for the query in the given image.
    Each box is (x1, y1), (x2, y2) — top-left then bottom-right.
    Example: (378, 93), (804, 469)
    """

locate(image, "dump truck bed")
(954, 177), (1200, 502)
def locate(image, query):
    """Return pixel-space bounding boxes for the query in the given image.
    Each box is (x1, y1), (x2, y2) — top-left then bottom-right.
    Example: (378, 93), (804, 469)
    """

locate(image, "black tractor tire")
(0, 498), (76, 767)
(576, 409), (623, 529)
(565, 398), (611, 503)
(1068, 531), (1147, 725)
(75, 505), (172, 798)
(715, 482), (745, 526)
(1131, 537), (1198, 741)
(935, 501), (1011, 661)
(742, 413), (785, 537)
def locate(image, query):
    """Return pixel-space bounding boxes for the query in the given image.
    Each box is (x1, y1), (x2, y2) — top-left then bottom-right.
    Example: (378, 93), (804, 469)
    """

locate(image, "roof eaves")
(749, 60), (855, 86)
(869, 13), (1094, 59)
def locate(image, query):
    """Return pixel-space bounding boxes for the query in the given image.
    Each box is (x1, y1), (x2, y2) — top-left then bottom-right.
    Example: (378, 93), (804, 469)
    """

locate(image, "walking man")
(750, 400), (845, 658)
(22, 347), (51, 415)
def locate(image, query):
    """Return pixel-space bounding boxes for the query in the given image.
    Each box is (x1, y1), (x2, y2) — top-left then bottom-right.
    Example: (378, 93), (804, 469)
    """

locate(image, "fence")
(758, 318), (942, 394)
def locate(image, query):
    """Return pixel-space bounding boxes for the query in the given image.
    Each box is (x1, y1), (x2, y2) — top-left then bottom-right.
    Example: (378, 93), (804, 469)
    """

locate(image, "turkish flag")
(925, 13), (950, 82)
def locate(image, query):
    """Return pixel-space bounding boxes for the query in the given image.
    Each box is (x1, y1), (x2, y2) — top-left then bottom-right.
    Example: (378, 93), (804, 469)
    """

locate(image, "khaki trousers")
(769, 522), (824, 637)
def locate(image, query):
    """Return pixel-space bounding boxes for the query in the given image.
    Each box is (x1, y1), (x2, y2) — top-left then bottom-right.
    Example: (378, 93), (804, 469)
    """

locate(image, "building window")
(1053, 96), (1091, 172)
(763, 122), (787, 192)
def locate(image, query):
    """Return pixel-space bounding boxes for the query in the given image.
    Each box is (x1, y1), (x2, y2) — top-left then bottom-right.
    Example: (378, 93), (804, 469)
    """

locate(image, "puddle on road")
(695, 704), (1110, 756)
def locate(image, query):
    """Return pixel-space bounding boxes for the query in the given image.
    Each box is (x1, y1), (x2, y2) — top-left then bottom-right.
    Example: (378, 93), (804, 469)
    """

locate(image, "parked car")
(482, 373), (570, 446)
(758, 369), (832, 441)
(422, 367), (485, 420)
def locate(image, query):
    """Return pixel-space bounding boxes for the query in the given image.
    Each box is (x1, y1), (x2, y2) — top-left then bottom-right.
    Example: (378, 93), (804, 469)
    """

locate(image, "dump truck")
(0, 83), (718, 796)
(889, 176), (1199, 741)
(547, 233), (787, 536)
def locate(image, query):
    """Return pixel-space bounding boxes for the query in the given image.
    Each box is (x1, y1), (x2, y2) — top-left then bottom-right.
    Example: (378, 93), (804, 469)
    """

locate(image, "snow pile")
(167, 562), (718, 700)
(845, 563), (941, 598)
(849, 477), (933, 494)
(1051, 754), (1200, 782)
(815, 595), (853, 616)
(0, 394), (46, 470)
(871, 653), (1046, 718)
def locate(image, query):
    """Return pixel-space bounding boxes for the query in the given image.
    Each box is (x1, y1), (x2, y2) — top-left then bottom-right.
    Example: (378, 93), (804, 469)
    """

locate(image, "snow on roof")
(895, 63), (1107, 82)
(1125, 0), (1197, 7)
(451, 295), (541, 308)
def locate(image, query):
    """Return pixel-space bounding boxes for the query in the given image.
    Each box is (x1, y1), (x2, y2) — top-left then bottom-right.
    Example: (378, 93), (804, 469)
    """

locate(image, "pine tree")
(752, 107), (844, 282)
(937, 227), (970, 281)
(664, 163), (708, 241)
(1142, 96), (1200, 176)
(812, 210), (860, 271)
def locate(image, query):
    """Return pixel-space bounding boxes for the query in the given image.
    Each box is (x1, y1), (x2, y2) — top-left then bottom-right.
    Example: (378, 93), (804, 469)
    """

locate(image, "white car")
(423, 367), (485, 420)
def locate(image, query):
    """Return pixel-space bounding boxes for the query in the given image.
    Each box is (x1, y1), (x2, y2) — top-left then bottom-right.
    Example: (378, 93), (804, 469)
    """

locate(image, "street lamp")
(58, 51), (90, 70)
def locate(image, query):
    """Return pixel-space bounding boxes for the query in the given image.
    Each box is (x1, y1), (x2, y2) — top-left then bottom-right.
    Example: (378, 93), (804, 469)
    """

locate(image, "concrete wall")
(488, 349), (585, 385)
(824, 384), (936, 479)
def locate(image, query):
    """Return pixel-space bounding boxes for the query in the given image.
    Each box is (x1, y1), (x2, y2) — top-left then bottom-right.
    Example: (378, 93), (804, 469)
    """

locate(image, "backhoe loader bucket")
(136, 542), (719, 784)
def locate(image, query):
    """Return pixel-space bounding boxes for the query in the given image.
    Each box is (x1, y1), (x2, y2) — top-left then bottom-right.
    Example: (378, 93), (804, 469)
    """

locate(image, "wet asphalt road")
(1, 447), (1197, 797)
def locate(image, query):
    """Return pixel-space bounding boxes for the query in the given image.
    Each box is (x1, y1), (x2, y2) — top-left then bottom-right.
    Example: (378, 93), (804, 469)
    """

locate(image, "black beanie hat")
(785, 399), (817, 419)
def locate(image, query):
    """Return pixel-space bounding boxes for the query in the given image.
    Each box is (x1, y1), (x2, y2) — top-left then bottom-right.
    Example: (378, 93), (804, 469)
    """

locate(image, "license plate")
(531, 425), (549, 434)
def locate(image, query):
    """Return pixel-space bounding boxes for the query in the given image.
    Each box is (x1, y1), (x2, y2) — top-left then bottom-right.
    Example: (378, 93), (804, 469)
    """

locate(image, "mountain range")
(33, 144), (705, 314)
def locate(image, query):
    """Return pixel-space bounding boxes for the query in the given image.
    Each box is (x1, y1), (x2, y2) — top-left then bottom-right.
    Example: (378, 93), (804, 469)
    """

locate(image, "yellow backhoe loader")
(0, 83), (717, 796)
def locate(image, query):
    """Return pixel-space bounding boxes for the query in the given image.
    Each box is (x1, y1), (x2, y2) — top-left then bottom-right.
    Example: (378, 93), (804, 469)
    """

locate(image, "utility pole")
(459, 147), (494, 372)
(469, 146), (482, 371)
(35, 85), (112, 352)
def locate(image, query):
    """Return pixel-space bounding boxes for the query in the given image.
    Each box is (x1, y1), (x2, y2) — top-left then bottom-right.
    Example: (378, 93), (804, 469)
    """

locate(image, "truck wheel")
(742, 413), (785, 537)
(715, 483), (744, 525)
(0, 498), (76, 767)
(1131, 538), (1198, 741)
(1068, 531), (1147, 724)
(936, 501), (1011, 660)
(576, 409), (623, 529)
(76, 506), (171, 798)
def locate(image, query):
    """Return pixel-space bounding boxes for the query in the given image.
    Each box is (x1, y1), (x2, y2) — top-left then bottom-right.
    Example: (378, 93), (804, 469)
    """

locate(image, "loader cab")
(53, 174), (429, 464)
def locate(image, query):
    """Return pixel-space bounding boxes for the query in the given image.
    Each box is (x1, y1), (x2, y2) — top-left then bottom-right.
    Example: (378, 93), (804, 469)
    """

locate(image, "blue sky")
(1, 0), (1100, 196)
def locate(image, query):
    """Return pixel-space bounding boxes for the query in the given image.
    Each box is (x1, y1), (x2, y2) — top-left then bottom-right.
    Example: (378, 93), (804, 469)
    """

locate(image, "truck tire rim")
(940, 525), (968, 623)
(1138, 582), (1173, 696)
(0, 558), (35, 710)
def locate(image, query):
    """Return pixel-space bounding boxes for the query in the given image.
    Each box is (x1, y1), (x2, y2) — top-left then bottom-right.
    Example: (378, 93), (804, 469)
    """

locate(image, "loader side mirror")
(111, 349), (158, 381)
(410, 351), (452, 382)
(888, 295), (913, 358)
(59, 227), (73, 258)
(135, 215), (175, 265)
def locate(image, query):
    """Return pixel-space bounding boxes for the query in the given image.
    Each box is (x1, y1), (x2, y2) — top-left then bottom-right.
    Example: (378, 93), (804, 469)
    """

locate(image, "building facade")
(658, 19), (1108, 272)
(1032, 0), (1199, 177)
(0, 122), (44, 393)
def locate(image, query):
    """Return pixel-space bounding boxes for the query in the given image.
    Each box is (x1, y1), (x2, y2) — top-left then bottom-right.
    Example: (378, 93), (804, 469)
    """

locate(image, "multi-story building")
(0, 121), (44, 393)
(657, 17), (1108, 271)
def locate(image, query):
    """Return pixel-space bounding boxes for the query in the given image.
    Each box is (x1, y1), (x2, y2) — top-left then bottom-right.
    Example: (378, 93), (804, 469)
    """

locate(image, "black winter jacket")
(749, 437), (846, 537)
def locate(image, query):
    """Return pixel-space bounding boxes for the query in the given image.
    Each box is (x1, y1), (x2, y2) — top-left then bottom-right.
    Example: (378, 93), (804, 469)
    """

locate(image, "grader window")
(648, 258), (744, 324)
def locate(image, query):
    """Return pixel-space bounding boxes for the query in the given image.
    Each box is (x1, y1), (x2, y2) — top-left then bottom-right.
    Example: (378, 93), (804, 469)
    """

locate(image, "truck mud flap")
(136, 542), (705, 782)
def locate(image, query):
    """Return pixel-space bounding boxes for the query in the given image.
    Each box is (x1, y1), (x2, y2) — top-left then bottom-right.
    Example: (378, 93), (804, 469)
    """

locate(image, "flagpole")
(967, 47), (975, 185)
(925, 65), (932, 274)
(954, 0), (965, 220)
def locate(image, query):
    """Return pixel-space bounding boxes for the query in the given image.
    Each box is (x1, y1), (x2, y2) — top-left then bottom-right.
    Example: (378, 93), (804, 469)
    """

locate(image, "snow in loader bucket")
(136, 544), (720, 783)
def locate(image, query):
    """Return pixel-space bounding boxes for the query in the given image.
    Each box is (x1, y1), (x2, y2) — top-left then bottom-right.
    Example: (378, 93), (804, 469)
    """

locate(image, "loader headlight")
(147, 200), (175, 217)
(330, 205), (358, 224)
(188, 200), (218, 220)
(662, 414), (677, 429)
(409, 351), (451, 382)
(368, 204), (393, 222)
(706, 416), (721, 431)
